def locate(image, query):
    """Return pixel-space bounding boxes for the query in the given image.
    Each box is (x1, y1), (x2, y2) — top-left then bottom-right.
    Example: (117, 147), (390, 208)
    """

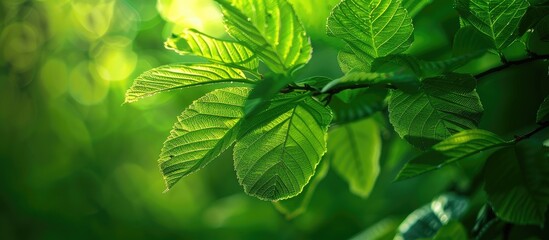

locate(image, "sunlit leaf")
(327, 0), (414, 69)
(234, 93), (332, 201)
(329, 118), (381, 198)
(165, 28), (259, 70)
(537, 95), (549, 123)
(125, 64), (254, 103)
(396, 129), (510, 181)
(159, 87), (250, 190)
(214, 0), (312, 74)
(388, 74), (484, 149)
(338, 45), (369, 73)
(455, 0), (530, 50)
(484, 140), (549, 226)
(395, 194), (469, 240)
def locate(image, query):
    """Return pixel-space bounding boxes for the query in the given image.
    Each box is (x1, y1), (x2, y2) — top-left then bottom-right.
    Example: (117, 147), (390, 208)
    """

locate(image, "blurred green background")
(1, 0), (547, 239)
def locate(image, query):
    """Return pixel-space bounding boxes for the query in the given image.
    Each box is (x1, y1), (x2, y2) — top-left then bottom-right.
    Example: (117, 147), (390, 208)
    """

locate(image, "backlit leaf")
(234, 93), (332, 201)
(388, 74), (484, 149)
(327, 0), (414, 69)
(214, 0), (312, 74)
(125, 64), (254, 103)
(329, 118), (382, 198)
(165, 28), (259, 70)
(396, 129), (509, 181)
(455, 0), (530, 50)
(159, 87), (250, 190)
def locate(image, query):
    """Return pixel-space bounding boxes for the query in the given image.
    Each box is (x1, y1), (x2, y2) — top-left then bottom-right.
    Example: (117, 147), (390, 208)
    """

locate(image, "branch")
(514, 121), (549, 143)
(475, 54), (549, 79)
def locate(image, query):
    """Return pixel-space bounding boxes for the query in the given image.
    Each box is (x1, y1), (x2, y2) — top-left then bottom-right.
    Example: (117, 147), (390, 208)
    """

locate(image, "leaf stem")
(514, 121), (549, 143)
(475, 54), (549, 79)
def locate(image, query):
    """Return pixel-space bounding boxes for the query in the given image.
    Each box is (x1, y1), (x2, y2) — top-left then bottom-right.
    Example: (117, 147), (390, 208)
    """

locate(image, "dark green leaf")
(329, 118), (382, 198)
(518, 5), (549, 35)
(350, 218), (402, 240)
(159, 87), (250, 190)
(388, 74), (484, 149)
(165, 28), (259, 70)
(125, 64), (254, 103)
(455, 0), (530, 50)
(214, 0), (312, 74)
(395, 194), (469, 240)
(396, 129), (509, 181)
(484, 140), (549, 225)
(537, 95), (549, 123)
(322, 70), (417, 93)
(234, 93), (333, 201)
(329, 88), (388, 124)
(453, 26), (493, 56)
(327, 0), (414, 69)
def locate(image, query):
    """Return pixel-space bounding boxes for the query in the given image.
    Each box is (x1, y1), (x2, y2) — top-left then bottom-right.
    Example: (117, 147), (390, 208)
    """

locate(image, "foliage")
(3, 0), (549, 239)
(123, 0), (549, 237)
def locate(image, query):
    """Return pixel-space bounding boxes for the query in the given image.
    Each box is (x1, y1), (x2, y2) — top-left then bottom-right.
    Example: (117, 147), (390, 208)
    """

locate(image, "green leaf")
(455, 0), (530, 50)
(329, 88), (388, 124)
(453, 26), (493, 56)
(234, 93), (333, 201)
(537, 95), (549, 123)
(396, 129), (509, 181)
(372, 53), (485, 79)
(159, 87), (250, 190)
(124, 64), (254, 103)
(327, 0), (414, 69)
(329, 118), (382, 198)
(527, 16), (549, 53)
(518, 5), (549, 35)
(396, 194), (469, 240)
(272, 158), (330, 220)
(431, 221), (468, 240)
(388, 74), (484, 149)
(338, 45), (370, 73)
(484, 140), (549, 226)
(165, 29), (259, 70)
(402, 0), (434, 17)
(214, 0), (312, 74)
(243, 75), (293, 117)
(321, 70), (417, 93)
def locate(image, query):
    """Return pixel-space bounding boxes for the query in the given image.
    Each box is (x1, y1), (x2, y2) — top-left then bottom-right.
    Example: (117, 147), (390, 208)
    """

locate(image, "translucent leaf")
(165, 29), (259, 70)
(395, 194), (469, 240)
(125, 64), (253, 103)
(214, 0), (312, 74)
(243, 75), (294, 117)
(537, 95), (549, 123)
(327, 0), (414, 69)
(484, 140), (549, 226)
(338, 45), (370, 73)
(396, 129), (510, 181)
(402, 0), (434, 17)
(159, 87), (250, 190)
(388, 74), (484, 149)
(431, 221), (468, 240)
(455, 0), (530, 50)
(329, 118), (381, 198)
(234, 93), (332, 201)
